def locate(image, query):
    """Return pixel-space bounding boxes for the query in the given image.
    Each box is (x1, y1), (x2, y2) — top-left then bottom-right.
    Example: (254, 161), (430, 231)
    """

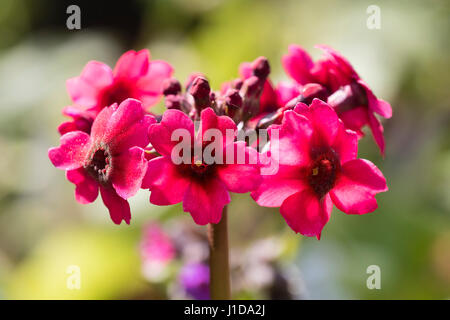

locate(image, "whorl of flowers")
(49, 45), (390, 238)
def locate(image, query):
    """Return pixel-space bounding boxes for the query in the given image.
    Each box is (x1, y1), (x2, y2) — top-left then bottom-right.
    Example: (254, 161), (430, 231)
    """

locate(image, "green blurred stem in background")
(208, 206), (231, 299)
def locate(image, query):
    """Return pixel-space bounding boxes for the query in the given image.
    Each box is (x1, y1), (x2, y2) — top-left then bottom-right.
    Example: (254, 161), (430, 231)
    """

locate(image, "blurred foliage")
(0, 0), (448, 299)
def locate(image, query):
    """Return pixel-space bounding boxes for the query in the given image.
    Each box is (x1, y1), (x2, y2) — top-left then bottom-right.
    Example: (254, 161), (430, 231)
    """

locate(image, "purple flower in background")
(179, 263), (210, 300)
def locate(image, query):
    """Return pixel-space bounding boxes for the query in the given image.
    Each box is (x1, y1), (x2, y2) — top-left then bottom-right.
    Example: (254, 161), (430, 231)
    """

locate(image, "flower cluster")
(49, 45), (389, 238)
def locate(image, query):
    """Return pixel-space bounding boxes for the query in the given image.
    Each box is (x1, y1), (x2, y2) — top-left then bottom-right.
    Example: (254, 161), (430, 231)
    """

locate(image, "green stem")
(207, 206), (231, 300)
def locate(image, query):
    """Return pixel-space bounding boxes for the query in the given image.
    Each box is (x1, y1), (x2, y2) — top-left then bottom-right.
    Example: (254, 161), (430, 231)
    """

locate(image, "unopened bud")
(251, 56), (270, 79)
(257, 106), (289, 130)
(240, 76), (265, 121)
(185, 72), (206, 90)
(327, 82), (366, 114)
(165, 94), (182, 110)
(224, 89), (242, 119)
(225, 89), (242, 109)
(298, 83), (329, 105)
(242, 76), (264, 98)
(231, 78), (244, 90)
(162, 78), (181, 96)
(189, 76), (211, 111)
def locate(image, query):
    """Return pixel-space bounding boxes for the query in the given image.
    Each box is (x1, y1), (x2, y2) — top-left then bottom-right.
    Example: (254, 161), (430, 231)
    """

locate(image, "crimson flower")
(142, 108), (261, 225)
(48, 99), (155, 224)
(251, 99), (388, 238)
(62, 49), (173, 133)
(282, 44), (392, 154)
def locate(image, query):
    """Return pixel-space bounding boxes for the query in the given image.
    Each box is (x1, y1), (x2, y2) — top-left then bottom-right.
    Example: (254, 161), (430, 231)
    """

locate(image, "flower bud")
(185, 72), (206, 90)
(231, 78), (243, 90)
(251, 56), (270, 79)
(327, 82), (366, 114)
(189, 76), (211, 111)
(165, 94), (182, 110)
(240, 76), (265, 121)
(165, 94), (192, 114)
(297, 83), (328, 105)
(162, 78), (182, 96)
(224, 89), (243, 119)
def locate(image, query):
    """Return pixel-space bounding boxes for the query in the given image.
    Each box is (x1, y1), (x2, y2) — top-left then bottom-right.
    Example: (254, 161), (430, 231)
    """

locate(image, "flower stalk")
(207, 206), (231, 299)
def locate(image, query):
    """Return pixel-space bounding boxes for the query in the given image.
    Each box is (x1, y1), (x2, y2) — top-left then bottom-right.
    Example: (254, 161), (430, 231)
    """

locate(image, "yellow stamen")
(312, 167), (319, 176)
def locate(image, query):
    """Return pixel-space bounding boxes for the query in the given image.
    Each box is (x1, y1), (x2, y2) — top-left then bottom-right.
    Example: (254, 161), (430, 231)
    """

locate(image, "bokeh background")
(0, 0), (449, 299)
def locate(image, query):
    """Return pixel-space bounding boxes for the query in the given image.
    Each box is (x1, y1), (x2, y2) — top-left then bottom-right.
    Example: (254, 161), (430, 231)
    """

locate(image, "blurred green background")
(0, 0), (449, 299)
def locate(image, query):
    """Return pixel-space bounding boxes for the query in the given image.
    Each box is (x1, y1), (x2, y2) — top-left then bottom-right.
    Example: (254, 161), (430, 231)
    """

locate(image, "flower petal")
(331, 122), (358, 164)
(66, 77), (101, 109)
(183, 178), (230, 225)
(90, 103), (116, 142)
(368, 113), (386, 155)
(66, 168), (99, 204)
(251, 164), (307, 207)
(111, 114), (155, 153)
(295, 99), (340, 147)
(67, 61), (113, 108)
(216, 141), (261, 193)
(112, 146), (148, 199)
(138, 60), (174, 92)
(280, 189), (332, 237)
(148, 109), (195, 156)
(200, 108), (237, 148)
(48, 131), (91, 170)
(114, 49), (150, 79)
(358, 80), (392, 119)
(330, 159), (387, 215)
(142, 156), (190, 205)
(282, 44), (315, 85)
(336, 106), (368, 137)
(316, 45), (357, 81)
(100, 186), (131, 225)
(259, 80), (279, 113)
(102, 99), (146, 144)
(275, 81), (300, 108)
(269, 110), (312, 167)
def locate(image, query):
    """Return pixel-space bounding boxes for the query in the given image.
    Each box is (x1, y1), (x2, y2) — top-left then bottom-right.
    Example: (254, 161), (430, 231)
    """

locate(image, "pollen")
(312, 167), (319, 176)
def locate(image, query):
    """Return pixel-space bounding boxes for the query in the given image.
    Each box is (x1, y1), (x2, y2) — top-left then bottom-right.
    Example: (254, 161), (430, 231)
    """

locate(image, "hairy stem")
(207, 206), (231, 299)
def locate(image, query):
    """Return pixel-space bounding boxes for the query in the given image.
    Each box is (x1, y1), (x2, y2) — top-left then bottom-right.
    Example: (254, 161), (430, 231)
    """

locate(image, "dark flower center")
(308, 148), (340, 198)
(190, 160), (213, 176)
(177, 143), (218, 180)
(101, 80), (133, 108)
(85, 146), (112, 184)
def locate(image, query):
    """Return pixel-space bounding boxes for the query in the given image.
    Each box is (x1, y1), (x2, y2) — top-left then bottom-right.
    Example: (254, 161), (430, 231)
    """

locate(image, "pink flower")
(282, 44), (392, 154)
(141, 223), (175, 263)
(48, 99), (155, 224)
(140, 223), (176, 282)
(143, 108), (261, 225)
(63, 49), (173, 133)
(251, 99), (388, 239)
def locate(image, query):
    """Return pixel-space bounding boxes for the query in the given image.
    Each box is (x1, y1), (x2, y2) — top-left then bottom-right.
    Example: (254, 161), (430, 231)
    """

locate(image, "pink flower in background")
(48, 99), (155, 224)
(252, 99), (388, 238)
(282, 44), (392, 154)
(140, 223), (176, 282)
(143, 108), (261, 225)
(141, 223), (176, 262)
(62, 49), (173, 133)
